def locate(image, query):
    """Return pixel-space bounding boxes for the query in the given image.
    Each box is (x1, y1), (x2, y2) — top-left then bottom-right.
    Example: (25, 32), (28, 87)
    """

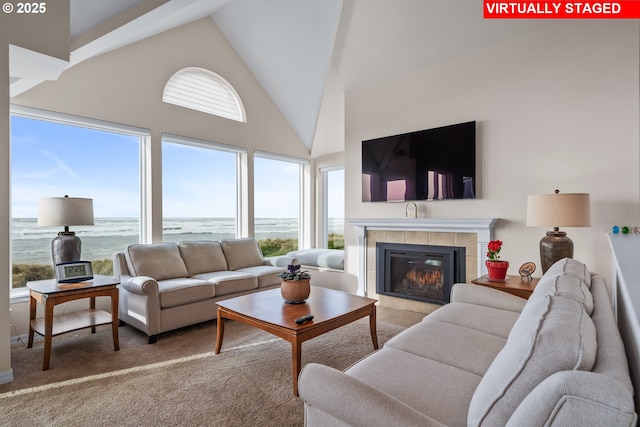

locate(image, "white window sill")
(10, 288), (29, 304)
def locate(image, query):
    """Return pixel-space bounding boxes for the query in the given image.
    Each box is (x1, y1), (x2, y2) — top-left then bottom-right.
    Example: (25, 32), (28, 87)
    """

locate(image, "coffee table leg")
(369, 306), (379, 350)
(292, 340), (302, 396)
(215, 308), (224, 354)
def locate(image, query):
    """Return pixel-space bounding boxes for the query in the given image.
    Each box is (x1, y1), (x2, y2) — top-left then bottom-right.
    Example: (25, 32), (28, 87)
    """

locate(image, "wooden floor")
(376, 305), (426, 328)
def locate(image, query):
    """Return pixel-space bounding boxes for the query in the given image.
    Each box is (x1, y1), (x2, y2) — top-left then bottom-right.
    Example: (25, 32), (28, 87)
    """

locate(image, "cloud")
(40, 150), (90, 184)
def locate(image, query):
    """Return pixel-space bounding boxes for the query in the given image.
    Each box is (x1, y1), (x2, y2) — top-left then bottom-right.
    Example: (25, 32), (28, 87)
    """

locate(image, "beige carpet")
(0, 318), (405, 426)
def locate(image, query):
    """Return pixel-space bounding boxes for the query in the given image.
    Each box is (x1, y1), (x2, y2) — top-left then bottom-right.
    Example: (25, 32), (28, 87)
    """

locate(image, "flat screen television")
(362, 121), (476, 202)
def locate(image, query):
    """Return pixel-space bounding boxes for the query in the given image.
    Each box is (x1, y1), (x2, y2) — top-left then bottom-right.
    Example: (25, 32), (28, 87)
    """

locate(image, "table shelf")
(30, 309), (113, 337)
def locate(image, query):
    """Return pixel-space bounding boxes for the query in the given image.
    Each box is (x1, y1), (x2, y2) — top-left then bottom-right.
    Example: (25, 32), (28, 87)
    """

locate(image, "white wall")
(344, 20), (640, 284)
(13, 18), (307, 157)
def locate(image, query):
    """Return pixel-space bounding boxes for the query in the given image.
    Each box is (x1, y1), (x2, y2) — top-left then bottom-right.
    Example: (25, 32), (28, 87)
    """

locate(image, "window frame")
(254, 151), (309, 249)
(9, 105), (150, 301)
(161, 133), (246, 239)
(319, 165), (344, 249)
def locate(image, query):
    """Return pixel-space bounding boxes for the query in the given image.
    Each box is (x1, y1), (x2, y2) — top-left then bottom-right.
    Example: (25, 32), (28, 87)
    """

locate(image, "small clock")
(55, 261), (94, 283)
(519, 262), (536, 280)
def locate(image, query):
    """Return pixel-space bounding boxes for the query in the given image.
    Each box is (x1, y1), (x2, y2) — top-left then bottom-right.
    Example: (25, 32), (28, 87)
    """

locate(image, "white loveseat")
(113, 238), (284, 343)
(299, 258), (637, 426)
(269, 248), (346, 291)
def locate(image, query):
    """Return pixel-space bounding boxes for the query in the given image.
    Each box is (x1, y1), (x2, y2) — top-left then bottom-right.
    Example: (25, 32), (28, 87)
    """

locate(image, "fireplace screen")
(376, 243), (465, 305)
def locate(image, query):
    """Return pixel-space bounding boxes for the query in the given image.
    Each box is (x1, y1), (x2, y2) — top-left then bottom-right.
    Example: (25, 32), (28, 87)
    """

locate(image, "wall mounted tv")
(362, 121), (476, 202)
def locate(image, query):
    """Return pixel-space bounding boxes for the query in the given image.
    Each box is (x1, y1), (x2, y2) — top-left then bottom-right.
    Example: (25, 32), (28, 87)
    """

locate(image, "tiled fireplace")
(349, 218), (496, 314)
(376, 242), (466, 305)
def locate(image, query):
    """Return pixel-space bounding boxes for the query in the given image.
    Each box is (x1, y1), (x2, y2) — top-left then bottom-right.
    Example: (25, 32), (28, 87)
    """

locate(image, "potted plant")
(486, 240), (509, 281)
(277, 259), (311, 303)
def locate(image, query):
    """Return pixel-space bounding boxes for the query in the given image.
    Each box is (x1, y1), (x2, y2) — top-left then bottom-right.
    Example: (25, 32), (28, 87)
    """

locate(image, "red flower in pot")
(486, 240), (509, 281)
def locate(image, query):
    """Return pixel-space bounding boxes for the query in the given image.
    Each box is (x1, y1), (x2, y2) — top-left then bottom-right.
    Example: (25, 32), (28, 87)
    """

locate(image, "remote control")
(295, 314), (314, 325)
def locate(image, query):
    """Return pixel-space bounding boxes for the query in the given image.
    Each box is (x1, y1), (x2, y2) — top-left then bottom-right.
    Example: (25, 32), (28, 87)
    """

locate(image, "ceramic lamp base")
(51, 231), (82, 266)
(540, 230), (573, 273)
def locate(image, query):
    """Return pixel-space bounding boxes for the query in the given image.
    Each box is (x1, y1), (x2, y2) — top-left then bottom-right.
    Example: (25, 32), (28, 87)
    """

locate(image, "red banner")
(484, 1), (640, 18)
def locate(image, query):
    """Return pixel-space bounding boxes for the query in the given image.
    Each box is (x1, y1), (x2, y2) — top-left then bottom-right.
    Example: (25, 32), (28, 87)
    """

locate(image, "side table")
(27, 275), (120, 370)
(470, 275), (539, 299)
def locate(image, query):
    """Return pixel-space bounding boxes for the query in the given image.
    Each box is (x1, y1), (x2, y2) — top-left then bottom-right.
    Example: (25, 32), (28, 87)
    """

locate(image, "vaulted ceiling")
(9, 0), (546, 154)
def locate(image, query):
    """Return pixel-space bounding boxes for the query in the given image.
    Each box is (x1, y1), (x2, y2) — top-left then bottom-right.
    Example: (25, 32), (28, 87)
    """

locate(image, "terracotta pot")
(280, 279), (311, 304)
(486, 260), (509, 282)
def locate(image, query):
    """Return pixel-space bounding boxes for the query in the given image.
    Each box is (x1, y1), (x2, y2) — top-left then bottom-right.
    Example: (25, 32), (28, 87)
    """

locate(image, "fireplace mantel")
(349, 218), (497, 235)
(348, 217), (498, 296)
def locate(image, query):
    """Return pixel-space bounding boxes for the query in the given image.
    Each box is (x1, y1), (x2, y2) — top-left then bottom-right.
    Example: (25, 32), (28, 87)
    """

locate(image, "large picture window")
(10, 110), (143, 291)
(325, 168), (344, 249)
(253, 153), (305, 256)
(162, 135), (241, 243)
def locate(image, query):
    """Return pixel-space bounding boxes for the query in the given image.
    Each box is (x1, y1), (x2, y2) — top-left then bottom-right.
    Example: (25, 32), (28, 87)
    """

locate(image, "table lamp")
(38, 195), (94, 266)
(526, 190), (591, 273)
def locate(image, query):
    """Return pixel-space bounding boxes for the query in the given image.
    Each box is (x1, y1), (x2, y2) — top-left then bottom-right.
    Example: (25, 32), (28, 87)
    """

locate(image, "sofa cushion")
(125, 242), (189, 281)
(191, 271), (258, 296)
(156, 278), (215, 308)
(385, 318), (507, 376)
(544, 257), (591, 288)
(178, 240), (228, 276)
(426, 302), (520, 339)
(346, 347), (482, 427)
(531, 274), (594, 315)
(221, 238), (265, 271)
(235, 265), (285, 288)
(468, 295), (597, 427)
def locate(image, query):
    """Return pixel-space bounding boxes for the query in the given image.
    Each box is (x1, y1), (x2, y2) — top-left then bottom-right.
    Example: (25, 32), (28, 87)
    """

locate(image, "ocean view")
(12, 217), (344, 265)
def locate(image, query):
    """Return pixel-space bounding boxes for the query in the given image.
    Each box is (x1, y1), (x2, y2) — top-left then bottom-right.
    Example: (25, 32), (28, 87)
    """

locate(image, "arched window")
(163, 67), (246, 122)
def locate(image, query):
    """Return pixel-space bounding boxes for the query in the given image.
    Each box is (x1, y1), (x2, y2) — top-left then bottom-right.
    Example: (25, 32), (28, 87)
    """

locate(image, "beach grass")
(11, 235), (344, 289)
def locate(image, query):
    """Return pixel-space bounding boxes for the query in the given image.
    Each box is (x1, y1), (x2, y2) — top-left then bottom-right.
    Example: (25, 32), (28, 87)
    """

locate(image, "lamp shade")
(526, 193), (591, 228)
(38, 196), (94, 227)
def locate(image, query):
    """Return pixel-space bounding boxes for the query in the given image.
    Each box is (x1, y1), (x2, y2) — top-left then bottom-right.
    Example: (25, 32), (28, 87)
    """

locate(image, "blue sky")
(11, 116), (344, 219)
(11, 116), (140, 218)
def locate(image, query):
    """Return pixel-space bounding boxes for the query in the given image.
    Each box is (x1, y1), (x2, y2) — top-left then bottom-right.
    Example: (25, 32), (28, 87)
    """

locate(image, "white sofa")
(269, 248), (347, 291)
(113, 238), (284, 343)
(299, 258), (637, 426)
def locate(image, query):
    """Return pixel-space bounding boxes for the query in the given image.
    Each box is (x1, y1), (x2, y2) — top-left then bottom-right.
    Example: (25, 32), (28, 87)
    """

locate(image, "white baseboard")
(0, 368), (14, 384)
(11, 333), (31, 346)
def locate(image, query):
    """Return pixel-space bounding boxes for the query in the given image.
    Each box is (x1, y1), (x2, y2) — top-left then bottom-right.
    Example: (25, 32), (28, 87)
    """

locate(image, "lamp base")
(540, 230), (574, 273)
(51, 231), (82, 266)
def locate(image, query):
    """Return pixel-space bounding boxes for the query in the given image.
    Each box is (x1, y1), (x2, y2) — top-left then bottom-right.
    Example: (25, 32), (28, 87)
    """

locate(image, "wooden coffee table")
(215, 287), (378, 396)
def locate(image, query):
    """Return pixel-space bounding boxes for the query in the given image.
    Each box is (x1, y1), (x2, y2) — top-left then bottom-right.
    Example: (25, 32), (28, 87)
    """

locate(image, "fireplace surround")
(376, 243), (465, 305)
(349, 218), (497, 313)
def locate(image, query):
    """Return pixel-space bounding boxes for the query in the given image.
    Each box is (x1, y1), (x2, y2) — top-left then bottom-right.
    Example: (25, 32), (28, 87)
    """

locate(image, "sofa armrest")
(120, 274), (159, 297)
(451, 283), (527, 312)
(298, 363), (446, 427)
(506, 371), (637, 427)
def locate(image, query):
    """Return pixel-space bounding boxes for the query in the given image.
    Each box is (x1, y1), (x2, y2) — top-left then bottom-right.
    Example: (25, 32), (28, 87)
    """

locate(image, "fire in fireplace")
(376, 243), (465, 305)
